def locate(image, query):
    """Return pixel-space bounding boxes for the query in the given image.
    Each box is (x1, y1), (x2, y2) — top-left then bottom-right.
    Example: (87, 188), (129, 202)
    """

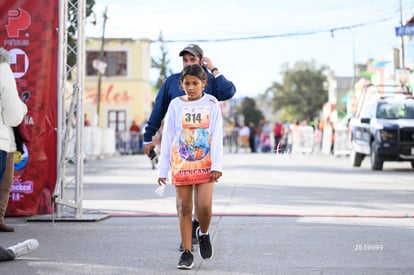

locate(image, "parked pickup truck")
(349, 94), (414, 170)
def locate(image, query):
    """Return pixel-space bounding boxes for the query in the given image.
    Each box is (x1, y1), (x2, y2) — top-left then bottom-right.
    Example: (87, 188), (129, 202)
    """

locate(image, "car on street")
(350, 92), (414, 170)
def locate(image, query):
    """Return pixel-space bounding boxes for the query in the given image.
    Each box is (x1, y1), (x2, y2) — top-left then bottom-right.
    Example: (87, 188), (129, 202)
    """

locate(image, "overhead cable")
(157, 15), (398, 44)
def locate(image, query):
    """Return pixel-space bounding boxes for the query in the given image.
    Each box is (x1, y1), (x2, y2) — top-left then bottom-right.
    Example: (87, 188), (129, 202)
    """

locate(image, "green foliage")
(235, 97), (264, 125)
(152, 32), (173, 90)
(265, 60), (328, 122)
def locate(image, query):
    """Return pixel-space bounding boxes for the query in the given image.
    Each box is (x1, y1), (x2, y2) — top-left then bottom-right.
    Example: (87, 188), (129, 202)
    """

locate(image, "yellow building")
(84, 38), (154, 131)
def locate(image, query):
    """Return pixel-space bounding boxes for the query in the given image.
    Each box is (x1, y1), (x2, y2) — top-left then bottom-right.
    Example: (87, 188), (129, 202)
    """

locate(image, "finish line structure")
(28, 0), (107, 222)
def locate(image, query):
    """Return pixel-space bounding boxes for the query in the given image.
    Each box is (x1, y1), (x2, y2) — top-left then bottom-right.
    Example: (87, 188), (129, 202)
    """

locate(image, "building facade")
(84, 38), (154, 132)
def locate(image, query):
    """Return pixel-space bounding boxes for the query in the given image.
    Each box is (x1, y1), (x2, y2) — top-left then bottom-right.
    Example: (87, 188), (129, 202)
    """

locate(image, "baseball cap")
(179, 44), (203, 58)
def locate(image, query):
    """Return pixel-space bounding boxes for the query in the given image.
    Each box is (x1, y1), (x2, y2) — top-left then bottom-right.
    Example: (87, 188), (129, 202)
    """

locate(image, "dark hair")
(180, 64), (207, 82)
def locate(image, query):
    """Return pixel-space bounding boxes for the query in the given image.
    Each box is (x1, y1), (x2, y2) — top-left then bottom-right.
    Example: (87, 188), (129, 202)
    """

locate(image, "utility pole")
(348, 28), (356, 90)
(399, 0), (405, 68)
(96, 7), (108, 127)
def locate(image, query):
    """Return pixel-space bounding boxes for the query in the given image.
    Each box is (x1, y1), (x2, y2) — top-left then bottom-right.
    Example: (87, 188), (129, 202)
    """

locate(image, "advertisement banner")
(0, 0), (58, 215)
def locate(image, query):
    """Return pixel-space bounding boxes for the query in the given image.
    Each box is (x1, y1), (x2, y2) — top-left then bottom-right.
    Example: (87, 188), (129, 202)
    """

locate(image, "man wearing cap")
(143, 44), (236, 250)
(144, 44), (236, 153)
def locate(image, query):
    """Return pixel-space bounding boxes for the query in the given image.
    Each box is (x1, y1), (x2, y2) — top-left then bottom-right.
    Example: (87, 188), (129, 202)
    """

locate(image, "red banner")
(0, 0), (58, 215)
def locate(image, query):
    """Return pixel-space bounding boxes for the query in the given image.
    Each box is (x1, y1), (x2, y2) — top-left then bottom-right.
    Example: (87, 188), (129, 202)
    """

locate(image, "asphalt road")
(2, 151), (414, 274)
(80, 151), (414, 218)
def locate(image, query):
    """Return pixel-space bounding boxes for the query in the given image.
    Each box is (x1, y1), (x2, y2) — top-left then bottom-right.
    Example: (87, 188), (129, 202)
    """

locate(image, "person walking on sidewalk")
(144, 43), (235, 250)
(0, 239), (39, 261)
(157, 64), (223, 270)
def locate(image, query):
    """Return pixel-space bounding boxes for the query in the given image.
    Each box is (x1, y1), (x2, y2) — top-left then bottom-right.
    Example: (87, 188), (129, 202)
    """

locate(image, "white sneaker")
(8, 239), (39, 258)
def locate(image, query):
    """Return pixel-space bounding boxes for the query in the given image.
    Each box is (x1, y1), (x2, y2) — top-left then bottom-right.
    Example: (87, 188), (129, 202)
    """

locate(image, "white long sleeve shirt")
(158, 94), (223, 186)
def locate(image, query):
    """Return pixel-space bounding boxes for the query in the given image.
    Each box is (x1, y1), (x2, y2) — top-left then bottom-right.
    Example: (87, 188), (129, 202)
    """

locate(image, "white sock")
(199, 230), (209, 236)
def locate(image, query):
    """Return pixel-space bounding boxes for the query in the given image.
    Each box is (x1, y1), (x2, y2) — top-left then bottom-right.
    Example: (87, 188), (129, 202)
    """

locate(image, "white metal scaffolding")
(29, 0), (107, 222)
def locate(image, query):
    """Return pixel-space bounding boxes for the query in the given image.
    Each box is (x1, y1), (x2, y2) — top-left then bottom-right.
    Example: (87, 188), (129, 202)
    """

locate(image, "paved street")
(2, 152), (414, 274)
(81, 151), (414, 218)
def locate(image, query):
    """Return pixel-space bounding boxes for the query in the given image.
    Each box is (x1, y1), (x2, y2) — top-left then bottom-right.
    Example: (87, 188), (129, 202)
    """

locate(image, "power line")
(157, 15), (397, 44)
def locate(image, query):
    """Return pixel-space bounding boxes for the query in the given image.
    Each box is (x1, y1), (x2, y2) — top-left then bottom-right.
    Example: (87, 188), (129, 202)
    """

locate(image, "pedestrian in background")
(129, 120), (141, 154)
(0, 48), (28, 232)
(231, 122), (240, 153)
(238, 124), (250, 153)
(248, 121), (257, 153)
(260, 131), (271, 152)
(273, 121), (284, 153)
(84, 113), (91, 126)
(284, 122), (293, 155)
(224, 119), (239, 153)
(157, 64), (223, 270)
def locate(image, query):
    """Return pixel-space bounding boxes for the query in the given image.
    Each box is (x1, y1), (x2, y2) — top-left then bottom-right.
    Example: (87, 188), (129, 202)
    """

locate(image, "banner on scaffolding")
(0, 0), (58, 215)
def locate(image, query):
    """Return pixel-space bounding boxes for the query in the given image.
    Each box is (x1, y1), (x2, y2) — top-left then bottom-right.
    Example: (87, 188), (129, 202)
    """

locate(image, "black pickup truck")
(349, 94), (414, 170)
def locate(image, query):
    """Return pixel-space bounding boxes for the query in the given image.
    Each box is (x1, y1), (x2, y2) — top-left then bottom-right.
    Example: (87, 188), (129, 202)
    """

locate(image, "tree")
(265, 60), (328, 122)
(152, 32), (173, 90)
(236, 97), (264, 126)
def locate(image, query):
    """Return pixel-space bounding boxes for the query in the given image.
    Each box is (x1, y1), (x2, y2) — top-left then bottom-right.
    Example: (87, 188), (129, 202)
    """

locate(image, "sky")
(85, 0), (414, 98)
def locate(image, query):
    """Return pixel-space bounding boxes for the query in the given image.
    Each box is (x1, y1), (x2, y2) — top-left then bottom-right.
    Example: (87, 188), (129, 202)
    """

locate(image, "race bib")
(181, 106), (210, 129)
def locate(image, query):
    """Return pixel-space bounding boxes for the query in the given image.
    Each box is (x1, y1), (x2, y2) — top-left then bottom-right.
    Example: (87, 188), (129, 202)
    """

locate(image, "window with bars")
(108, 110), (126, 132)
(86, 51), (127, 76)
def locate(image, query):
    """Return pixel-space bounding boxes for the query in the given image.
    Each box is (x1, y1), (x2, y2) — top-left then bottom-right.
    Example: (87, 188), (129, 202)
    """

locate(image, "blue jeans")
(0, 151), (6, 184)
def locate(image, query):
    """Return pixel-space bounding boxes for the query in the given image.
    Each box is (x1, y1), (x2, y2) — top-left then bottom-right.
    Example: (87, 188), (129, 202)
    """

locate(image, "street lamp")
(399, 0), (405, 68)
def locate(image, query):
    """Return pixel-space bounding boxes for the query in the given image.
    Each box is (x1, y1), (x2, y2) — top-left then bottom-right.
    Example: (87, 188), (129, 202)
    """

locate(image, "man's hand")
(144, 143), (155, 156)
(201, 56), (214, 71)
